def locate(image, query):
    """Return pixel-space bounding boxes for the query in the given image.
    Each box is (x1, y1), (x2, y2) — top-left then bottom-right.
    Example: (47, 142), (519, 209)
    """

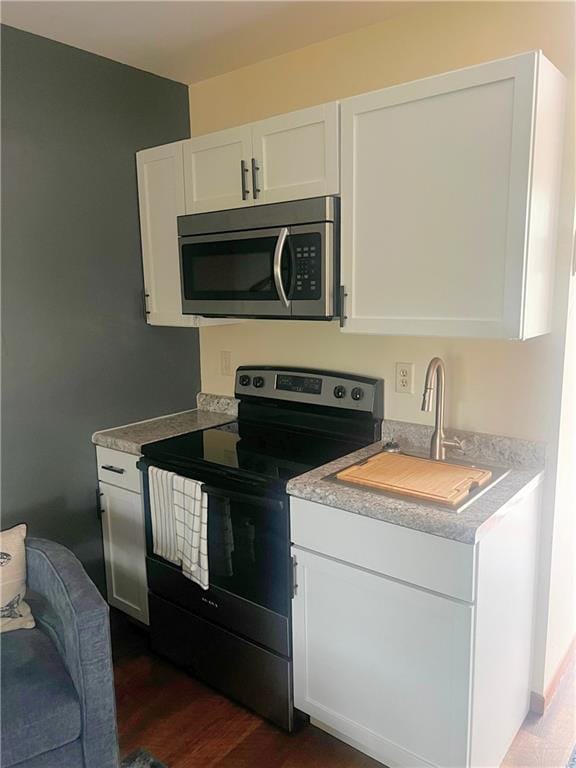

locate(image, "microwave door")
(288, 222), (336, 319)
(180, 227), (291, 318)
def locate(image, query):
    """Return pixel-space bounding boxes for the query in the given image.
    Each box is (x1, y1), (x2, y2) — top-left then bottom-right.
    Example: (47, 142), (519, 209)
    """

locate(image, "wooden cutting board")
(336, 452), (492, 507)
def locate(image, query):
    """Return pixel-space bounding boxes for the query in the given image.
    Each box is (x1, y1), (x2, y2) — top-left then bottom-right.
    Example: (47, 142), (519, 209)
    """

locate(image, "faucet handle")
(443, 435), (466, 452)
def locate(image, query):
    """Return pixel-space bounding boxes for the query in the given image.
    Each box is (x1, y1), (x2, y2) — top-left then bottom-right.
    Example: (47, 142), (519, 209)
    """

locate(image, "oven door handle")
(202, 484), (285, 509)
(137, 459), (267, 493)
(273, 227), (290, 309)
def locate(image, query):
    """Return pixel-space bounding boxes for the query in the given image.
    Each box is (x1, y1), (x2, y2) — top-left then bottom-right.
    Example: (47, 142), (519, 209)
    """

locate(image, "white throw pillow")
(0, 524), (35, 632)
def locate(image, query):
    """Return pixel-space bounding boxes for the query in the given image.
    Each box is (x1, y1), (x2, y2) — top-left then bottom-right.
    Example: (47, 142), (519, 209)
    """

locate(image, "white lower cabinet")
(97, 447), (149, 625)
(292, 549), (472, 767)
(100, 482), (149, 625)
(291, 480), (541, 768)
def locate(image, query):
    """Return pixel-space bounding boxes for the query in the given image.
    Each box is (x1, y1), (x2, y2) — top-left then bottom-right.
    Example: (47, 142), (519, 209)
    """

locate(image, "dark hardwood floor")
(112, 610), (576, 767)
(111, 610), (381, 767)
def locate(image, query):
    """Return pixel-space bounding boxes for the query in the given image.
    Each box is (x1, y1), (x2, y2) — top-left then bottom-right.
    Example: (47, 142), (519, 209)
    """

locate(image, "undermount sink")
(333, 448), (511, 513)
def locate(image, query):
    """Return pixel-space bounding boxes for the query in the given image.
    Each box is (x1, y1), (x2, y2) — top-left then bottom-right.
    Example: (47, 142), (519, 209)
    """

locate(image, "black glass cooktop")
(141, 420), (368, 488)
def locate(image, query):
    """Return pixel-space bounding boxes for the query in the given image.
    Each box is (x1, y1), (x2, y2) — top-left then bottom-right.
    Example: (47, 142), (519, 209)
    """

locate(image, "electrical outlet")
(220, 350), (232, 376)
(395, 362), (415, 394)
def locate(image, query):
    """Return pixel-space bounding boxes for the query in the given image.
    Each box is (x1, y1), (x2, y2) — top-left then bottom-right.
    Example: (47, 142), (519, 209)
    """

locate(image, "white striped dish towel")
(148, 467), (179, 565)
(173, 476), (209, 590)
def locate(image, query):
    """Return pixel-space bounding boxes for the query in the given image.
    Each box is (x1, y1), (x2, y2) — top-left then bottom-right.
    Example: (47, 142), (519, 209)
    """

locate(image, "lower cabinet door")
(292, 547), (473, 768)
(100, 482), (149, 625)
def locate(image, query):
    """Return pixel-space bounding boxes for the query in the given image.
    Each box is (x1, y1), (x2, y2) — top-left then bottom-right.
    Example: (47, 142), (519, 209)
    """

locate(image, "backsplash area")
(199, 321), (555, 444)
(381, 420), (546, 470)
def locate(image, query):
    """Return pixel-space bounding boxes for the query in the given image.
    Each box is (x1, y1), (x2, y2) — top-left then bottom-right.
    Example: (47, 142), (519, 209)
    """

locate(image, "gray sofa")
(1, 538), (119, 767)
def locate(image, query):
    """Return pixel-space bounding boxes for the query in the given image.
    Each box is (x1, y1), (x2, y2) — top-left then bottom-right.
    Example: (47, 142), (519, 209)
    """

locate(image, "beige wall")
(196, 324), (559, 439)
(190, 0), (574, 443)
(542, 266), (576, 690)
(189, 0), (576, 692)
(189, 1), (574, 133)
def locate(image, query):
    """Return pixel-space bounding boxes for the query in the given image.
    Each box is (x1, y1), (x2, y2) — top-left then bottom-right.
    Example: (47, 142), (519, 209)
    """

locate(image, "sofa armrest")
(26, 538), (119, 768)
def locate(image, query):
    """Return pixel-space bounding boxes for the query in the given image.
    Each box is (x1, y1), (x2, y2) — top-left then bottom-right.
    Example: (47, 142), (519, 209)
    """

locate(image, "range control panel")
(235, 366), (384, 418)
(293, 234), (322, 300)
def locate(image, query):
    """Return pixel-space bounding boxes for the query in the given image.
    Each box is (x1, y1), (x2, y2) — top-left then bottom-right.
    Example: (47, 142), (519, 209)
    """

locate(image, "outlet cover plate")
(220, 350), (232, 376)
(395, 362), (415, 394)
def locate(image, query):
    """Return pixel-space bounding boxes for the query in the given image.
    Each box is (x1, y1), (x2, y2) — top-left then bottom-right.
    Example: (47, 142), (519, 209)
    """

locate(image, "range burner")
(142, 419), (374, 490)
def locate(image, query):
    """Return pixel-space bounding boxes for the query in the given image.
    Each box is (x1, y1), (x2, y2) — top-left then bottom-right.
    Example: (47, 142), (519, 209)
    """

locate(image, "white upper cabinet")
(137, 141), (196, 327)
(183, 125), (253, 214)
(183, 103), (340, 214)
(340, 51), (566, 339)
(251, 103), (339, 205)
(136, 141), (240, 327)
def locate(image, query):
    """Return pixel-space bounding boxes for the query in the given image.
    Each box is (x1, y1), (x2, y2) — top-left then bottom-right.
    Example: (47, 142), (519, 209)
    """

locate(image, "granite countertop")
(94, 399), (544, 544)
(286, 439), (544, 545)
(92, 394), (238, 454)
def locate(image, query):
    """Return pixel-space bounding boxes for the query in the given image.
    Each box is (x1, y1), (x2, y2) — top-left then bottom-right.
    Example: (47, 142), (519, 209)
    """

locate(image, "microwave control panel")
(293, 234), (321, 300)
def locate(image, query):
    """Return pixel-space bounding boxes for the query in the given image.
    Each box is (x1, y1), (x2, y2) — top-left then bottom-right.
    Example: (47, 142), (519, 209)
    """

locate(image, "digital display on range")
(276, 374), (323, 395)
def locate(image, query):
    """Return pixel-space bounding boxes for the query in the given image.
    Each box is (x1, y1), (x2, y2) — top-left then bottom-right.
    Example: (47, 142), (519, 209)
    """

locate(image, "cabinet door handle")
(142, 289), (150, 319)
(339, 286), (348, 328)
(101, 464), (125, 475)
(251, 158), (261, 199)
(291, 555), (298, 598)
(240, 160), (250, 200)
(95, 488), (104, 517)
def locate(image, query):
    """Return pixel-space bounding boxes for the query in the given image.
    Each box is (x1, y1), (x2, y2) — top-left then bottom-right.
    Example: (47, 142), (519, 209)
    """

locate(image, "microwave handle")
(273, 227), (290, 308)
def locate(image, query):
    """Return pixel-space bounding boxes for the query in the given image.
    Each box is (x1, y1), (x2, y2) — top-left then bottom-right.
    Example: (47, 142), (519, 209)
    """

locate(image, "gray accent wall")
(1, 25), (200, 590)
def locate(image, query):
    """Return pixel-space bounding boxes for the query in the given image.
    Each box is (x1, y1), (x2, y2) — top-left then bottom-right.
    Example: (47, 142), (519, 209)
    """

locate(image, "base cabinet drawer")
(96, 446), (141, 493)
(292, 547), (472, 768)
(290, 497), (476, 602)
(146, 555), (290, 656)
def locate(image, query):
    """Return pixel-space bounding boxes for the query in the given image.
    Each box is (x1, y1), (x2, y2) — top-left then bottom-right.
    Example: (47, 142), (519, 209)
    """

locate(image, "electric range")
(139, 366), (383, 731)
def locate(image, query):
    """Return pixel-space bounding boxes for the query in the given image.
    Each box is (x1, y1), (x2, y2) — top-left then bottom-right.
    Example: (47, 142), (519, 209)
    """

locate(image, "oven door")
(202, 485), (291, 616)
(179, 223), (334, 318)
(143, 467), (292, 654)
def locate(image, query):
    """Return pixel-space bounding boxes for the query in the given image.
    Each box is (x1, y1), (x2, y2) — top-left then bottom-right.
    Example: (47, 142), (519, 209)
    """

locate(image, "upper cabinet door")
(340, 52), (566, 339)
(137, 142), (242, 327)
(184, 126), (253, 214)
(137, 141), (193, 327)
(251, 103), (339, 205)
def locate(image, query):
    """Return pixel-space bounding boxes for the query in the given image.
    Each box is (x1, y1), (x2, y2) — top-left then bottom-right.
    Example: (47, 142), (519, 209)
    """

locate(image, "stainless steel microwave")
(177, 196), (340, 319)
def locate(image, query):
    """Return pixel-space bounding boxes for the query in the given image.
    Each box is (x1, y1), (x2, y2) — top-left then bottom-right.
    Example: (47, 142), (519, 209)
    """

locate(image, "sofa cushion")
(0, 627), (81, 767)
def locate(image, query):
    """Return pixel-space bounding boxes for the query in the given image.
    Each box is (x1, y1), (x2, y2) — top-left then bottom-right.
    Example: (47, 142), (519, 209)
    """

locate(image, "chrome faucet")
(421, 357), (463, 461)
